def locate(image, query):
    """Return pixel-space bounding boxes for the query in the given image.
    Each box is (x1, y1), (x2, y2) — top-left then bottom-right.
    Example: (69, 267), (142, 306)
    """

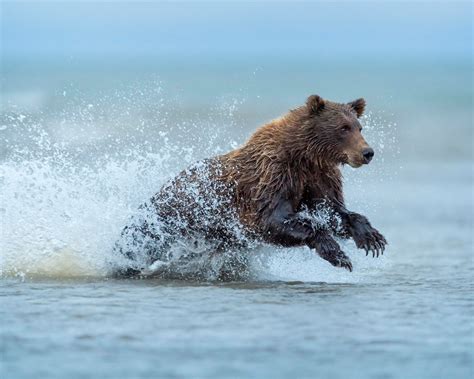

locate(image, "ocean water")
(1, 59), (473, 378)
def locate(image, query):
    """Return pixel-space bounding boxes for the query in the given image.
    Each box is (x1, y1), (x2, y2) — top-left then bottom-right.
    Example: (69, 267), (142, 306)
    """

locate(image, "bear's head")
(304, 94), (373, 168)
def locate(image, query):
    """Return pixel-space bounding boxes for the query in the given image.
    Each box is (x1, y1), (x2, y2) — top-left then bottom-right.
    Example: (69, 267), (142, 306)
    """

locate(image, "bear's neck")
(248, 110), (340, 171)
(225, 113), (340, 180)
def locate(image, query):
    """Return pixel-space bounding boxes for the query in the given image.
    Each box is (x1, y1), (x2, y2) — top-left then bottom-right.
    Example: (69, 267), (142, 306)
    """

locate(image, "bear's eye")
(342, 125), (351, 132)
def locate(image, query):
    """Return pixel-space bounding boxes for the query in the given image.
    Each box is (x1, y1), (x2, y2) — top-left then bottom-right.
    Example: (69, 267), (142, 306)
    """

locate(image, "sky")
(2, 1), (472, 61)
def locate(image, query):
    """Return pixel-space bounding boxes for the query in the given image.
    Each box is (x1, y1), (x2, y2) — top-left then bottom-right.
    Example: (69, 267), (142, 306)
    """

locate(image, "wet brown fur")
(216, 95), (369, 239)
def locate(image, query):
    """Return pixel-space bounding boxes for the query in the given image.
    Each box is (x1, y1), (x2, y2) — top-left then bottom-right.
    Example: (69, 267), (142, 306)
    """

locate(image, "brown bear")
(112, 94), (387, 280)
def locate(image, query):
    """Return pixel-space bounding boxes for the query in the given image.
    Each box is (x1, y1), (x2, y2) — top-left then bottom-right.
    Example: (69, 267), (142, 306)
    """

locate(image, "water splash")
(0, 84), (395, 281)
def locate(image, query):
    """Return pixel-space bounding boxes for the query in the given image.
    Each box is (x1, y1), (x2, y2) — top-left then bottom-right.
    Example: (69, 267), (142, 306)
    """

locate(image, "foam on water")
(0, 86), (395, 282)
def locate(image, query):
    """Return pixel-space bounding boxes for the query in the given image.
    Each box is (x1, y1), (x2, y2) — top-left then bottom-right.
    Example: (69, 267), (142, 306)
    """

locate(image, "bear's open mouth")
(340, 154), (352, 167)
(345, 155), (365, 168)
(348, 161), (363, 168)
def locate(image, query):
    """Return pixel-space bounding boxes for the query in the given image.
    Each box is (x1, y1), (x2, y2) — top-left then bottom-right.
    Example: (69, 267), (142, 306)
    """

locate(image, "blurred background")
(2, 1), (472, 160)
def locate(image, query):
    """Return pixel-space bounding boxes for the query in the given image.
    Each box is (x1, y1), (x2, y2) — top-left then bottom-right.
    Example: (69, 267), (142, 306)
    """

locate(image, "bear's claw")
(320, 250), (353, 271)
(311, 231), (353, 271)
(337, 254), (353, 272)
(359, 229), (386, 257)
(349, 216), (387, 258)
(331, 251), (353, 271)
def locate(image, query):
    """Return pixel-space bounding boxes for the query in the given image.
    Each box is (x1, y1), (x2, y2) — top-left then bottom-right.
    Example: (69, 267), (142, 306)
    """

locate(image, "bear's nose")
(362, 148), (374, 163)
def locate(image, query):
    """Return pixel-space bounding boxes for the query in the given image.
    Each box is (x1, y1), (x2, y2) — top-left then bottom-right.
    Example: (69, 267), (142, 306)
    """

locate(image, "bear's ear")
(348, 98), (366, 118)
(306, 94), (325, 115)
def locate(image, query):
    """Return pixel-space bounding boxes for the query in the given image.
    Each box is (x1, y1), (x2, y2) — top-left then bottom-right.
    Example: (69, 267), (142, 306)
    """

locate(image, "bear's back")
(151, 158), (247, 244)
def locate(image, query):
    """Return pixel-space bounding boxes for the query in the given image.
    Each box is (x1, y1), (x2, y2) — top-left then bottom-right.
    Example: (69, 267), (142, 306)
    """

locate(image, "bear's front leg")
(308, 230), (352, 272)
(343, 213), (387, 257)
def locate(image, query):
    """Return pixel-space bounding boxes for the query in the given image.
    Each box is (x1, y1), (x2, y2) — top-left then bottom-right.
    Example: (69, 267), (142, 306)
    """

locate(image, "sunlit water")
(1, 62), (473, 378)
